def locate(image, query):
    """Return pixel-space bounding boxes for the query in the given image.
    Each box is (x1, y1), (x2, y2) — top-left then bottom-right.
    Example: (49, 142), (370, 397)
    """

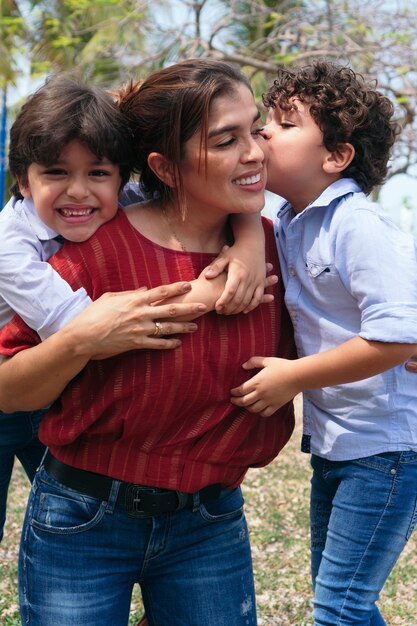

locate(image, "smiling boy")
(0, 74), (137, 542)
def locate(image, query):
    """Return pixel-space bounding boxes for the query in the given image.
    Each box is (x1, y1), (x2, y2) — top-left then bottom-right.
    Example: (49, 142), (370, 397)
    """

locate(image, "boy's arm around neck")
(0, 204), (92, 338)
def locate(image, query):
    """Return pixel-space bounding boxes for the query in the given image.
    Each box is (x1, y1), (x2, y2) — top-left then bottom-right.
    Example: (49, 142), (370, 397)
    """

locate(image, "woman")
(0, 58), (295, 626)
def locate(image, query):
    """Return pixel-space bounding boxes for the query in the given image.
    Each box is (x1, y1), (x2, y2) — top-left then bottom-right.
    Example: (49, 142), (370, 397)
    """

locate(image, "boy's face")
(263, 98), (333, 213)
(18, 139), (121, 242)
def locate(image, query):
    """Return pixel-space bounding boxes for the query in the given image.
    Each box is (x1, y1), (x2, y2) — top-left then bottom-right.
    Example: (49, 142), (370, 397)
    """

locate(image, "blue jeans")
(310, 452), (417, 625)
(19, 465), (257, 626)
(0, 409), (46, 542)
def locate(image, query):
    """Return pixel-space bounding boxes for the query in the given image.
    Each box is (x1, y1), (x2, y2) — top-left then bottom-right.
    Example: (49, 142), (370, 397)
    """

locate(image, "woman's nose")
(243, 135), (265, 164)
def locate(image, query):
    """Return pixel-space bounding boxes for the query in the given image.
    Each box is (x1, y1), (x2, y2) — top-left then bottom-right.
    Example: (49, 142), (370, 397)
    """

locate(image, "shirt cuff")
(37, 288), (93, 340)
(360, 303), (417, 343)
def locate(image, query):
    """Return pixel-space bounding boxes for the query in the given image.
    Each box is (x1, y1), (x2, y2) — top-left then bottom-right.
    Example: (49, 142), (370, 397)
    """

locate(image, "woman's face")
(178, 83), (267, 221)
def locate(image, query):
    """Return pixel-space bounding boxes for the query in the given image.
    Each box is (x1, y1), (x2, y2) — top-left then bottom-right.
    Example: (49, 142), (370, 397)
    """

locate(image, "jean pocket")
(30, 470), (106, 535)
(199, 487), (244, 523)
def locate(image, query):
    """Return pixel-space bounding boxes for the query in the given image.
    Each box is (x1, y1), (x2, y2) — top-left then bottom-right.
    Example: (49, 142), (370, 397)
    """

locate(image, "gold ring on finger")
(153, 321), (163, 337)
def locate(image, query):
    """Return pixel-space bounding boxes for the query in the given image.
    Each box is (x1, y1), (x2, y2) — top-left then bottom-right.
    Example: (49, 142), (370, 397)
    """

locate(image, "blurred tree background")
(1, 0), (417, 205)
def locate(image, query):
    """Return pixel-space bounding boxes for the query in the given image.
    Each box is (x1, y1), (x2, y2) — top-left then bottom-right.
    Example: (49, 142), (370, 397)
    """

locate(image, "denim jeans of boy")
(310, 452), (417, 625)
(19, 465), (257, 626)
(0, 409), (46, 541)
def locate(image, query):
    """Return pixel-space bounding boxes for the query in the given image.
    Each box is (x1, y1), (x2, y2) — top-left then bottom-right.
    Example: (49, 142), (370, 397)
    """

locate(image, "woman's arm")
(159, 265), (276, 321)
(0, 282), (206, 412)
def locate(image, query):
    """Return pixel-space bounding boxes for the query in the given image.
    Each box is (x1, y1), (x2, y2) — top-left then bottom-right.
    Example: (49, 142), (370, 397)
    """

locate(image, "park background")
(1, 0), (417, 623)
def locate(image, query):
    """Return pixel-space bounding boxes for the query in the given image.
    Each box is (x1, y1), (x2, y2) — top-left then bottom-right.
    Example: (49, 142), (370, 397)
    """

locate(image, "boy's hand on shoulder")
(405, 356), (417, 373)
(230, 356), (299, 416)
(204, 246), (277, 315)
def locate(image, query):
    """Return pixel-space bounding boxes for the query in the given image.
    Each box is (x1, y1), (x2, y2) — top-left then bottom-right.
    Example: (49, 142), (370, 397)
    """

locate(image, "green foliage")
(26, 0), (150, 86)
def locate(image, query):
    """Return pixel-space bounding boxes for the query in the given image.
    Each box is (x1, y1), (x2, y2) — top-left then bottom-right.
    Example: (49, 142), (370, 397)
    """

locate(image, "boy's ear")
(147, 152), (176, 188)
(16, 176), (31, 198)
(323, 142), (355, 174)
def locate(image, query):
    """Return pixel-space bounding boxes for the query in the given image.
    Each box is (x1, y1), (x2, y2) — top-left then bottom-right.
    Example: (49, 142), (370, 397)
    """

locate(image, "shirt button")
(390, 468), (396, 475)
(289, 267), (296, 277)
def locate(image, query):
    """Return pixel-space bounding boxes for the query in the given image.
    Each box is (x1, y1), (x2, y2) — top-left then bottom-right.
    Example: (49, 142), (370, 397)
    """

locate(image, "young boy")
(0, 74), (133, 541)
(231, 61), (417, 624)
(0, 73), (269, 543)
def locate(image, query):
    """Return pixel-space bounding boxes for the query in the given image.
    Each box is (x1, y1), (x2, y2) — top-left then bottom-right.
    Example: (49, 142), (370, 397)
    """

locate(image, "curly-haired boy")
(231, 60), (417, 624)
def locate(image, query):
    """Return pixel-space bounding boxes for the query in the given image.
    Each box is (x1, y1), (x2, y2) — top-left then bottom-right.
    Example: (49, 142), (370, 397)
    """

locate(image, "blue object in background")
(0, 86), (7, 210)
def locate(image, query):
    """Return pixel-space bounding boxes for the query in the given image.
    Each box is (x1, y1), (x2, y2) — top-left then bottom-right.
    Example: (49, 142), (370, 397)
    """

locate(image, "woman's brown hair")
(116, 58), (251, 216)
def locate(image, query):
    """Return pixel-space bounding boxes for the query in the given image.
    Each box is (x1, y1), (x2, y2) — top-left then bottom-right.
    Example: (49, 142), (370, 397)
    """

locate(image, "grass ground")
(1, 396), (416, 625)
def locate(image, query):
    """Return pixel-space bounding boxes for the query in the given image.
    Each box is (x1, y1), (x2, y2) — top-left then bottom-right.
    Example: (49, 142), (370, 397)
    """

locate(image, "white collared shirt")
(0, 196), (92, 339)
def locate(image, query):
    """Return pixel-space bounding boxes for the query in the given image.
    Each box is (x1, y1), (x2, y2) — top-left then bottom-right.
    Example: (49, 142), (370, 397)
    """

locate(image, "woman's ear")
(323, 142), (355, 174)
(147, 152), (176, 188)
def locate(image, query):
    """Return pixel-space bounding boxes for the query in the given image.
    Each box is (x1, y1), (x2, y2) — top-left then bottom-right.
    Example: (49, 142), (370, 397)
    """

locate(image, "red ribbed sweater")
(0, 211), (295, 491)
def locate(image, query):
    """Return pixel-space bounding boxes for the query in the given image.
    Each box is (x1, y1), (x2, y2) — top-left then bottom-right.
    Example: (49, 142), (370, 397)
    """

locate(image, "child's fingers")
(243, 285), (265, 313)
(405, 357), (417, 373)
(242, 356), (266, 370)
(218, 281), (254, 314)
(230, 389), (258, 405)
(265, 274), (278, 287)
(230, 379), (253, 397)
(215, 276), (246, 311)
(230, 395), (268, 414)
(259, 405), (277, 417)
(243, 274), (277, 313)
(204, 246), (230, 278)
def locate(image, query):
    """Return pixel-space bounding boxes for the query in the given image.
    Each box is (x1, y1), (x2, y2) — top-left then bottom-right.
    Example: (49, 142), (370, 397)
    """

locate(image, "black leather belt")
(44, 452), (222, 517)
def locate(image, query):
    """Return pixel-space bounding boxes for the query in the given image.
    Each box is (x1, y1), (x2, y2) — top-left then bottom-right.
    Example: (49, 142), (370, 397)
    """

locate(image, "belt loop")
(192, 491), (200, 512)
(106, 480), (121, 513)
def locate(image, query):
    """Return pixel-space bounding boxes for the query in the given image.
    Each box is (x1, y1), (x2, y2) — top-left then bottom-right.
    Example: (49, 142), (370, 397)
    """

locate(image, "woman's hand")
(65, 282), (207, 359)
(0, 281), (207, 411)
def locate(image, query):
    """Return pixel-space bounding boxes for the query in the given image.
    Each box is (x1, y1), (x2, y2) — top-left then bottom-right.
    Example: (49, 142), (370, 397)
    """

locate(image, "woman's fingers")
(147, 321), (198, 337)
(146, 281), (192, 304)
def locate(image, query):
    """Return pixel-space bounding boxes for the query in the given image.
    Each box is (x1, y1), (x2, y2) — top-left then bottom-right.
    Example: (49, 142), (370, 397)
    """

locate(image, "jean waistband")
(44, 451), (222, 516)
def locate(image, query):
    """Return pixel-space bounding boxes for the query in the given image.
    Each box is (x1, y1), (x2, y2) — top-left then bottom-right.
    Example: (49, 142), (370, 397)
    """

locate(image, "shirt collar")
(276, 178), (362, 219)
(13, 196), (60, 241)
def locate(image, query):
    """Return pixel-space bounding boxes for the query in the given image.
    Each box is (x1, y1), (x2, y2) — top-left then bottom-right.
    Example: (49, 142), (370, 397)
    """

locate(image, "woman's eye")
(252, 127), (265, 137)
(217, 138), (235, 148)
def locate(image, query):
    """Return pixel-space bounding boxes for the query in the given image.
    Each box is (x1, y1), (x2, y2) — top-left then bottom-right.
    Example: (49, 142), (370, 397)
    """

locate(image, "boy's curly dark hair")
(262, 60), (399, 194)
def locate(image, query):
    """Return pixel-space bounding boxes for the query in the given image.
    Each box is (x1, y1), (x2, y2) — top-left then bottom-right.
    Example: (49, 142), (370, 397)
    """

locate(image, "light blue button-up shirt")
(0, 196), (92, 339)
(274, 178), (417, 460)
